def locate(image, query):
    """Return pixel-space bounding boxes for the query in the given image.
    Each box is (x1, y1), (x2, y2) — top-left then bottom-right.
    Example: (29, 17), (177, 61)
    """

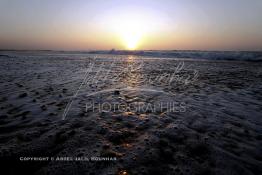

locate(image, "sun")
(114, 17), (143, 50)
(101, 9), (168, 51)
(123, 33), (141, 50)
(106, 12), (150, 50)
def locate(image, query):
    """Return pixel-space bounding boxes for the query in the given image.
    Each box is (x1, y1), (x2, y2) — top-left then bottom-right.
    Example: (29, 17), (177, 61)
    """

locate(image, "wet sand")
(0, 53), (262, 175)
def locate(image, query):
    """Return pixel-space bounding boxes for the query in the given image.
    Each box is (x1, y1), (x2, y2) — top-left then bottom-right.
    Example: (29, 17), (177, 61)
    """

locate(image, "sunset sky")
(0, 0), (261, 51)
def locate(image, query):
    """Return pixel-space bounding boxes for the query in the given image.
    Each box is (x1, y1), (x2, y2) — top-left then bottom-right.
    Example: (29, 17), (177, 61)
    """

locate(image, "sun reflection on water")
(118, 170), (128, 175)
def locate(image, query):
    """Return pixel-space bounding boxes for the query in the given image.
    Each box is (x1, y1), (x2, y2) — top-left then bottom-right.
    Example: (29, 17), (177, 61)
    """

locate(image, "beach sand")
(0, 52), (261, 175)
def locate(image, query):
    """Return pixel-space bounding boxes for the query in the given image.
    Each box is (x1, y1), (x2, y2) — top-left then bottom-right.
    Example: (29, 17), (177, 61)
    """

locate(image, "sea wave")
(1, 50), (262, 61)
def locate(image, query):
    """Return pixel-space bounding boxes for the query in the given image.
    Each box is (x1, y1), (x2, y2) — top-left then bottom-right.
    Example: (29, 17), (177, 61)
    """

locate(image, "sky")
(0, 0), (261, 51)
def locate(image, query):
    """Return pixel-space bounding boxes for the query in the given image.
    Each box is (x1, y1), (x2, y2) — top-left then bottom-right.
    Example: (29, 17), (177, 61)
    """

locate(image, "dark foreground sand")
(0, 53), (262, 175)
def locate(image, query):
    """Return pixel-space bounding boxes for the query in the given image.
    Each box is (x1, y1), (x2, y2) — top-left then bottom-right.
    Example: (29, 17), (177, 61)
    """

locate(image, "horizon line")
(1, 49), (262, 52)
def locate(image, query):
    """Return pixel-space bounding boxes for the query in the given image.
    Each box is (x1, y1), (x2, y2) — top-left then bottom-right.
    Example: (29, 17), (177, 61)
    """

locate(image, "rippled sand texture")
(0, 53), (262, 175)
